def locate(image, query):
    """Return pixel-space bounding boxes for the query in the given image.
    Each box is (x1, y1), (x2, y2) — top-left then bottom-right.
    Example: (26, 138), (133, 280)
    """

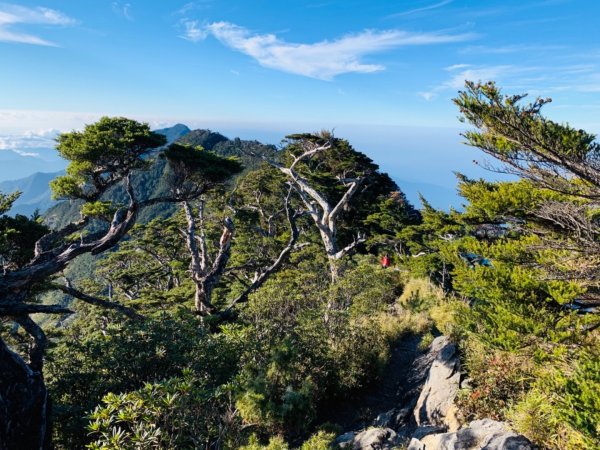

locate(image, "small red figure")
(381, 254), (390, 269)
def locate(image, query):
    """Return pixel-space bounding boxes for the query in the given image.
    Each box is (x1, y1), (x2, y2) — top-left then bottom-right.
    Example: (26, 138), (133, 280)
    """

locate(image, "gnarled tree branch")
(50, 279), (144, 321)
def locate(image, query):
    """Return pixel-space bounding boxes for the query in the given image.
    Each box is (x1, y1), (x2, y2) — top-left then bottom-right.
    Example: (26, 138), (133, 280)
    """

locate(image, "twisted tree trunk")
(182, 200), (234, 315)
(253, 139), (366, 283)
(0, 337), (48, 450)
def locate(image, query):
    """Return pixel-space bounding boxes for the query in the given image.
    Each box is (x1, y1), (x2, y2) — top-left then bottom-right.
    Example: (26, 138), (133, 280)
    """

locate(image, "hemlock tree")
(455, 81), (600, 315)
(94, 217), (188, 306)
(164, 144), (305, 315)
(163, 143), (243, 315)
(433, 82), (600, 447)
(94, 146), (306, 317)
(223, 164), (307, 312)
(257, 132), (408, 282)
(0, 117), (207, 449)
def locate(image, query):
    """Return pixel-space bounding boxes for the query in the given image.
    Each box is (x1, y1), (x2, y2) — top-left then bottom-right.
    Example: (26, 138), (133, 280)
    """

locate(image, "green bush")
(47, 310), (240, 448)
(509, 347), (600, 449)
(234, 260), (403, 435)
(456, 345), (533, 422)
(239, 435), (289, 450)
(239, 431), (336, 450)
(298, 431), (337, 450)
(87, 371), (241, 449)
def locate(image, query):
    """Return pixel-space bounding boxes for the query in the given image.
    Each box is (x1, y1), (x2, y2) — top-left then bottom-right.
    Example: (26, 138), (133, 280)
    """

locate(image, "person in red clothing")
(380, 254), (390, 269)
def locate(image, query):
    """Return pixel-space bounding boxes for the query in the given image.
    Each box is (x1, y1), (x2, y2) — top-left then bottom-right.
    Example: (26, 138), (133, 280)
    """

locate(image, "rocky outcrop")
(336, 427), (399, 449)
(407, 419), (535, 450)
(334, 336), (535, 450)
(413, 336), (461, 431)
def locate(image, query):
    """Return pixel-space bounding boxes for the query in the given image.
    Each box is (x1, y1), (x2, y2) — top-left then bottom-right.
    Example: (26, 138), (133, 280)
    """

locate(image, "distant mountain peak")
(168, 123), (191, 133)
(176, 129), (229, 150)
(153, 124), (191, 144)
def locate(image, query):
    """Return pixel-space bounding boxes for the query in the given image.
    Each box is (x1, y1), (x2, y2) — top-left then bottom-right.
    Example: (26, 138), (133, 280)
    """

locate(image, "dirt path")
(316, 333), (424, 431)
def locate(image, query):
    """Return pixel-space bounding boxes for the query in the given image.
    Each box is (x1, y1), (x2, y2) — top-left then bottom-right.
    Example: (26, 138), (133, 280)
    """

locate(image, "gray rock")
(396, 406), (411, 419)
(413, 336), (461, 430)
(407, 438), (426, 450)
(413, 419), (535, 450)
(460, 377), (473, 390)
(372, 407), (412, 429)
(412, 425), (446, 439)
(374, 409), (396, 428)
(335, 431), (356, 448)
(340, 427), (399, 450)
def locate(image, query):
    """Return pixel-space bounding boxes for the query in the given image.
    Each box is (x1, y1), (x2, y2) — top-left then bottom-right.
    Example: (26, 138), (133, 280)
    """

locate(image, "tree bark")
(182, 200), (235, 315)
(0, 336), (48, 450)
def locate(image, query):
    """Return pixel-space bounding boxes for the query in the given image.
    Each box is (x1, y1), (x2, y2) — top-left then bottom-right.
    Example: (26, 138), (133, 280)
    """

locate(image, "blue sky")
(1, 0), (599, 207)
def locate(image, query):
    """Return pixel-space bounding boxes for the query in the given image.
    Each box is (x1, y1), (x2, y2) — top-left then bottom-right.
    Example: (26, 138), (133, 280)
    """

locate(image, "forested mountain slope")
(43, 124), (278, 228)
(0, 85), (598, 450)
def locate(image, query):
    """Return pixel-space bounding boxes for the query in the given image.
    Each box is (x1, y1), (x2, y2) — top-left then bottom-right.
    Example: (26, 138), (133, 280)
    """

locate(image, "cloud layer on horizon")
(0, 129), (61, 157)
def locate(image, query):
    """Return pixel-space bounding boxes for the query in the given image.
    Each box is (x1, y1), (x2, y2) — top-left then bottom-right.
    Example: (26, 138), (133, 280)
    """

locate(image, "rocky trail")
(326, 335), (537, 450)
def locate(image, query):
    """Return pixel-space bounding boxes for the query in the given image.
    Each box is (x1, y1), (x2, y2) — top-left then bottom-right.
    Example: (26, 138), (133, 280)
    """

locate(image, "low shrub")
(87, 371), (242, 449)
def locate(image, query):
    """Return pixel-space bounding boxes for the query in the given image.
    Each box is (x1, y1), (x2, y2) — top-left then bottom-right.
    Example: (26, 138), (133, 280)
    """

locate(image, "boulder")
(412, 425), (446, 439)
(413, 336), (460, 431)
(409, 419), (535, 450)
(336, 427), (399, 449)
(407, 437), (426, 450)
(373, 409), (396, 428)
(373, 407), (411, 429)
(334, 336), (535, 450)
(335, 431), (356, 448)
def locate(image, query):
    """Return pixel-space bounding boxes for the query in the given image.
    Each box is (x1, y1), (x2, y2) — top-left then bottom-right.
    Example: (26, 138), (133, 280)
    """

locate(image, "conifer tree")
(0, 117), (206, 449)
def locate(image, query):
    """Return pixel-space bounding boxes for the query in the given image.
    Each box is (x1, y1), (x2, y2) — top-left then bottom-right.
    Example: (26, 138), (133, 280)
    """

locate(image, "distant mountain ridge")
(177, 129), (277, 171)
(42, 124), (278, 226)
(2, 124), (453, 219)
(0, 124), (233, 217)
(0, 171), (64, 216)
(0, 150), (66, 183)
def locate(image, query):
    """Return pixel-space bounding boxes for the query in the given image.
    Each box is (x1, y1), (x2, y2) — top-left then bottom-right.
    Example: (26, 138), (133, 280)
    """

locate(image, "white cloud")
(445, 63), (471, 71)
(112, 2), (133, 21)
(196, 21), (474, 80)
(179, 18), (207, 42)
(417, 91), (436, 101)
(460, 44), (566, 55)
(0, 109), (105, 135)
(441, 64), (600, 96)
(174, 1), (214, 16)
(419, 65), (516, 100)
(389, 0), (454, 18)
(443, 65), (514, 89)
(0, 129), (60, 154)
(0, 3), (76, 45)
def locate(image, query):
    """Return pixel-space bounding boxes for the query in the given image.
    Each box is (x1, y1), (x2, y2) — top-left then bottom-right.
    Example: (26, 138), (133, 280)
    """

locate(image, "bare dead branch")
(225, 188), (302, 311)
(51, 279), (144, 320)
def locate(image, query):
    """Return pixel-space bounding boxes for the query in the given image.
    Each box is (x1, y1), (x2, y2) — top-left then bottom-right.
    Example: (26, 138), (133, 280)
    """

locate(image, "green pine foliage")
(51, 117), (166, 201)
(232, 256), (417, 439)
(0, 211), (48, 270)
